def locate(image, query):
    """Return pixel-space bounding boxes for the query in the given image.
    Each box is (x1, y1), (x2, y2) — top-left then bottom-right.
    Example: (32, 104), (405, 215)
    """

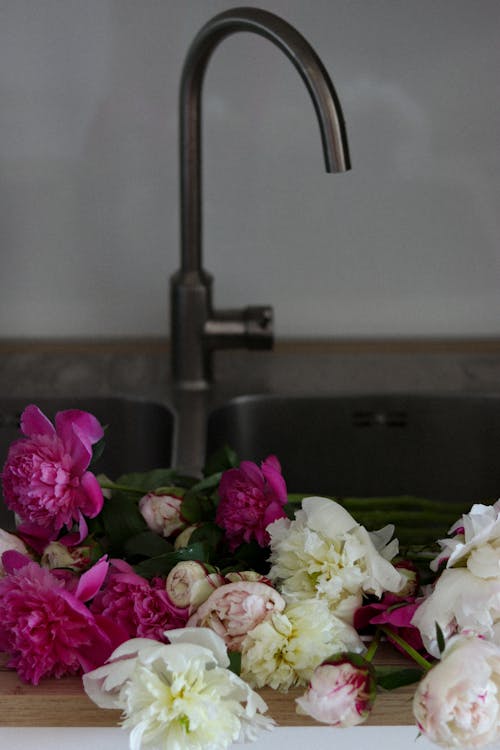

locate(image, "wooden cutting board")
(0, 648), (417, 727)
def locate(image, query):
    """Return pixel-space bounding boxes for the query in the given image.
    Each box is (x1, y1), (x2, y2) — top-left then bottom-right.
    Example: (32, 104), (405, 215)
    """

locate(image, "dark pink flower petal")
(1, 550), (31, 575)
(75, 557), (109, 602)
(239, 461), (265, 488)
(20, 405), (55, 439)
(80, 472), (105, 518)
(55, 410), (104, 475)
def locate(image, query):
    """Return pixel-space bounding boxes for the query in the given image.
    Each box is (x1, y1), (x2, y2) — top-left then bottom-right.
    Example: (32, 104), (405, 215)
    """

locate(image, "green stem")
(364, 629), (381, 663)
(381, 626), (433, 672)
(98, 479), (144, 494)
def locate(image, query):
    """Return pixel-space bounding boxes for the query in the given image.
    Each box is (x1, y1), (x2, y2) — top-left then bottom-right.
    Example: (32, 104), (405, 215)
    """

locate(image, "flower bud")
(41, 541), (95, 572)
(166, 561), (225, 610)
(225, 570), (273, 586)
(139, 491), (185, 538)
(296, 653), (376, 727)
(173, 524), (200, 549)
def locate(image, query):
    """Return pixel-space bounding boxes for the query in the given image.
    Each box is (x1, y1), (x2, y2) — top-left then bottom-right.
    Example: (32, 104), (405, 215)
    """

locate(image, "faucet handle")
(244, 306), (274, 349)
(204, 305), (274, 351)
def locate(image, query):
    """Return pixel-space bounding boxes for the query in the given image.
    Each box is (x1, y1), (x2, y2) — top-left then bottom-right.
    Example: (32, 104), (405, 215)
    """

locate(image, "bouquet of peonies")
(1, 404), (500, 750)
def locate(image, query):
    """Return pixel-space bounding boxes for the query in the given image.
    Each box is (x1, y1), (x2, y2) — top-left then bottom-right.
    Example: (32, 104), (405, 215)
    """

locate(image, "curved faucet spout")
(171, 7), (351, 388)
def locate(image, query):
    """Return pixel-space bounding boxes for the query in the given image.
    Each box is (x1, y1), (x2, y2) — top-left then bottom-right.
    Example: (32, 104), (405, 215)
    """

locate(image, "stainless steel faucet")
(170, 7), (351, 389)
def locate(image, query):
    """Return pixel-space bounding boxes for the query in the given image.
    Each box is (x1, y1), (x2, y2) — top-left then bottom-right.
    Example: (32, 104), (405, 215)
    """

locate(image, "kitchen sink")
(0, 397), (174, 530)
(206, 393), (500, 505)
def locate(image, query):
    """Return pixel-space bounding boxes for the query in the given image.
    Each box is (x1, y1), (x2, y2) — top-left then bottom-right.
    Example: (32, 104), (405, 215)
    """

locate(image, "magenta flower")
(0, 552), (126, 684)
(296, 653), (376, 727)
(90, 560), (189, 641)
(215, 455), (288, 551)
(1, 405), (104, 540)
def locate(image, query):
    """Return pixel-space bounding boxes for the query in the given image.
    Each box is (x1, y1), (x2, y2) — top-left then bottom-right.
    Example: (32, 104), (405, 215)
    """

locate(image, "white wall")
(0, 0), (499, 339)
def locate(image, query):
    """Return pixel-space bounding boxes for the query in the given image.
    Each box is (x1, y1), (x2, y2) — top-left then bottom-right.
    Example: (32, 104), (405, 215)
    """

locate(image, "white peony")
(83, 627), (273, 750)
(431, 500), (500, 577)
(413, 634), (500, 748)
(267, 496), (405, 618)
(411, 567), (500, 657)
(241, 598), (363, 692)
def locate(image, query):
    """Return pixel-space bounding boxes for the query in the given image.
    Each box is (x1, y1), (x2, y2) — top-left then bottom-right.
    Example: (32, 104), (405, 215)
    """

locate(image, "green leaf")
(133, 542), (211, 578)
(101, 494), (147, 552)
(189, 522), (224, 549)
(124, 531), (175, 558)
(188, 472), (223, 495)
(89, 433), (107, 471)
(116, 468), (197, 493)
(228, 651), (241, 676)
(180, 493), (216, 524)
(436, 622), (446, 655)
(204, 445), (238, 476)
(375, 666), (423, 691)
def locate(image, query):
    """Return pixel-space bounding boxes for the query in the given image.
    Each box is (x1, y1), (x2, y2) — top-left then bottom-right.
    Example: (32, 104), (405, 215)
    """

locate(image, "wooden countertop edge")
(0, 654), (416, 727)
(0, 336), (499, 355)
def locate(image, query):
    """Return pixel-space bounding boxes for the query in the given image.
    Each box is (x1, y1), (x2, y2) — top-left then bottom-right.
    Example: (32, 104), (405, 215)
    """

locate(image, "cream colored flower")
(412, 567), (500, 657)
(267, 497), (405, 618)
(83, 628), (273, 750)
(413, 634), (500, 748)
(241, 598), (363, 692)
(431, 500), (500, 578)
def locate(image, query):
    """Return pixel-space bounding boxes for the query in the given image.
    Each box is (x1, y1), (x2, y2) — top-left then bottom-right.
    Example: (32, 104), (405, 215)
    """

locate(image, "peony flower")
(166, 561), (225, 611)
(411, 567), (500, 657)
(91, 560), (189, 641)
(215, 455), (288, 551)
(187, 581), (286, 651)
(354, 595), (425, 654)
(1, 404), (104, 539)
(0, 530), (30, 577)
(268, 497), (405, 619)
(82, 628), (274, 750)
(0, 552), (125, 684)
(413, 634), (500, 748)
(296, 653), (376, 727)
(431, 500), (500, 578)
(241, 598), (364, 692)
(139, 491), (186, 538)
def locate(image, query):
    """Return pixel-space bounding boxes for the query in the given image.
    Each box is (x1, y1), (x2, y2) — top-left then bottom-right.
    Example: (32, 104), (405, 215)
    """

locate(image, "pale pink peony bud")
(139, 492), (185, 538)
(225, 570), (273, 585)
(296, 653), (376, 727)
(187, 580), (286, 650)
(166, 560), (225, 610)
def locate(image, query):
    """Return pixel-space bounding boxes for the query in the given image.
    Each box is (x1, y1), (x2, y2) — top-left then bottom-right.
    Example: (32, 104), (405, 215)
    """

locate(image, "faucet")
(170, 7), (351, 389)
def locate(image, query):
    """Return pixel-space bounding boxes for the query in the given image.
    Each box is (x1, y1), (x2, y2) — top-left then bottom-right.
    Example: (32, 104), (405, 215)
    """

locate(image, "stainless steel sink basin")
(0, 397), (174, 530)
(207, 394), (500, 504)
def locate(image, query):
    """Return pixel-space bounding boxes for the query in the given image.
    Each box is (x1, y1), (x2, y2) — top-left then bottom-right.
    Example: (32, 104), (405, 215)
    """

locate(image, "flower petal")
(20, 404), (55, 438)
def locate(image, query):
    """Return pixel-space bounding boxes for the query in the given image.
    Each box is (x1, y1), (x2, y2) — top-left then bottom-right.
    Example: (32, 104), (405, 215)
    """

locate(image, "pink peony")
(90, 560), (189, 641)
(296, 653), (376, 727)
(0, 552), (126, 684)
(187, 580), (286, 650)
(1, 405), (104, 539)
(215, 455), (288, 551)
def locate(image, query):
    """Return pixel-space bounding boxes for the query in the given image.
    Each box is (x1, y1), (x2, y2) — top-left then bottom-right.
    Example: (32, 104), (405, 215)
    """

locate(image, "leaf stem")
(380, 626), (433, 672)
(364, 629), (381, 662)
(98, 479), (145, 494)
